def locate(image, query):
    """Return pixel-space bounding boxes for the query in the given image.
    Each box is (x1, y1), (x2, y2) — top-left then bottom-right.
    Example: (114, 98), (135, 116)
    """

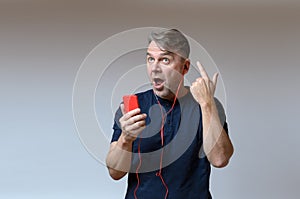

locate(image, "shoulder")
(135, 89), (153, 98)
(213, 97), (229, 133)
(135, 89), (155, 108)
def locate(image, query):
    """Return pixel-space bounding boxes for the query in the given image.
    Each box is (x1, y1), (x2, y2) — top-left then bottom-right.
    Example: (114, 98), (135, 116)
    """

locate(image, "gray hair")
(148, 29), (190, 59)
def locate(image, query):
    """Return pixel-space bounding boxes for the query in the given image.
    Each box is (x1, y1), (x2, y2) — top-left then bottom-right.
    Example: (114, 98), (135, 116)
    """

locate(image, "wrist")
(117, 133), (133, 151)
(200, 101), (213, 111)
(200, 99), (217, 116)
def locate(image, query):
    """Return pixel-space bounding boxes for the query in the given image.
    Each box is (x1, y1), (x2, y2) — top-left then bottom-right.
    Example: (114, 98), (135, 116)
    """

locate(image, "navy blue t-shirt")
(111, 89), (228, 199)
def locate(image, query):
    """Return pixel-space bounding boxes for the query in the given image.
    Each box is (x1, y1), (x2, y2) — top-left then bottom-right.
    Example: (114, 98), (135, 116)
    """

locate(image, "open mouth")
(152, 77), (165, 90)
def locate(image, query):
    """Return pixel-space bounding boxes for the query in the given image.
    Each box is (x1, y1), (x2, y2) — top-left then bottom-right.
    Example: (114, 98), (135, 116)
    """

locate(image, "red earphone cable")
(134, 138), (142, 199)
(134, 75), (184, 199)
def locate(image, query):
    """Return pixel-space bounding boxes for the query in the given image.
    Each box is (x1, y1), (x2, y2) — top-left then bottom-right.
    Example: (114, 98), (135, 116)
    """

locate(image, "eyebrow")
(146, 51), (174, 57)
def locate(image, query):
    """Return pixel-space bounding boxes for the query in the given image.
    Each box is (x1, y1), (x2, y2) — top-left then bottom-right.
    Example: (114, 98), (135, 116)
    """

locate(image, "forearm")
(201, 101), (234, 168)
(106, 133), (133, 180)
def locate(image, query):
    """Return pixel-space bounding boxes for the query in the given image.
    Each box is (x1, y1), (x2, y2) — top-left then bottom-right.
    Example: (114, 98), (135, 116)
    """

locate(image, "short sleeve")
(214, 97), (229, 135)
(111, 106), (123, 143)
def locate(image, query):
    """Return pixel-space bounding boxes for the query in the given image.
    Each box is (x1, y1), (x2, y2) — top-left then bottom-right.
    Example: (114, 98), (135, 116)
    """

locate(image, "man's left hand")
(190, 61), (218, 107)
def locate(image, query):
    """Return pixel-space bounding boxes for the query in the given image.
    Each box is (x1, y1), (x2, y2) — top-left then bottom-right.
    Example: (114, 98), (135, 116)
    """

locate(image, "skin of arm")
(201, 99), (234, 168)
(106, 105), (147, 180)
(106, 135), (133, 180)
(191, 61), (234, 168)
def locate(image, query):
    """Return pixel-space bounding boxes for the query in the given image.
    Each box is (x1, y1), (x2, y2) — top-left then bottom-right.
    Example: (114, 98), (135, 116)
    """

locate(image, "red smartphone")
(123, 95), (139, 113)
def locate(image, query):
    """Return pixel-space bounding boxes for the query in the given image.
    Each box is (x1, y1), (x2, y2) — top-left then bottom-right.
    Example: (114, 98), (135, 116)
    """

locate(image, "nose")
(151, 61), (161, 73)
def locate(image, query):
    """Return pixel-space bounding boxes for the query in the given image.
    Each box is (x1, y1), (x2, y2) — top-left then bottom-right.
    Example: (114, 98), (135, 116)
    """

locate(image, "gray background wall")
(1, 0), (299, 198)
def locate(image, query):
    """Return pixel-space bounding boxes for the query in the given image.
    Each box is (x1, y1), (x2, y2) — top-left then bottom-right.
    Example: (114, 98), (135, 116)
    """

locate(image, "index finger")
(197, 61), (209, 79)
(120, 104), (141, 120)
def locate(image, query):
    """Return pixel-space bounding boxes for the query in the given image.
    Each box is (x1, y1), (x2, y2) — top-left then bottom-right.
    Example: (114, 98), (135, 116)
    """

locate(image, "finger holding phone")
(119, 96), (147, 143)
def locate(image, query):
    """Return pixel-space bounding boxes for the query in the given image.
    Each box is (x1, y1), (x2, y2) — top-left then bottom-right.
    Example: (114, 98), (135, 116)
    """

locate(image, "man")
(106, 29), (234, 199)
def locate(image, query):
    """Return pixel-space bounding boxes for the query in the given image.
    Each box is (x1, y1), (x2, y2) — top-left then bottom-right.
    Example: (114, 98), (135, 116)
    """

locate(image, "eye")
(147, 57), (155, 63)
(162, 58), (170, 64)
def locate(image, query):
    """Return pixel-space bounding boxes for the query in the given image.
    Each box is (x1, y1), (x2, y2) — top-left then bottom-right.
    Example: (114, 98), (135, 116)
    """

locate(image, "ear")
(182, 59), (190, 75)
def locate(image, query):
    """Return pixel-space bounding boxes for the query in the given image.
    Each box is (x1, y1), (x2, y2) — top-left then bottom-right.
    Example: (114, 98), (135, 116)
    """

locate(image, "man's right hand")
(119, 104), (147, 143)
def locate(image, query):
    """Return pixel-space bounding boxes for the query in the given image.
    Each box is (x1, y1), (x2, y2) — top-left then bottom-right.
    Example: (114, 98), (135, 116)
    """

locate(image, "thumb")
(212, 73), (219, 87)
(120, 103), (125, 115)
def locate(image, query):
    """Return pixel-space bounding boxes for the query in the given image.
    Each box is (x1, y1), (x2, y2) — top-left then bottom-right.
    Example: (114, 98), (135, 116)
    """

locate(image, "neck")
(154, 84), (189, 101)
(174, 85), (189, 99)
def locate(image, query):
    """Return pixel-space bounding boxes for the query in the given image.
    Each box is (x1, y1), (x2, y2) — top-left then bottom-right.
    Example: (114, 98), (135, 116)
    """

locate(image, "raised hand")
(190, 61), (218, 107)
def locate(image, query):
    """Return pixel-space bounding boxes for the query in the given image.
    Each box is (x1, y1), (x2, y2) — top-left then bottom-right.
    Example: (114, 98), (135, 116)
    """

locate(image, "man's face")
(146, 41), (186, 100)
